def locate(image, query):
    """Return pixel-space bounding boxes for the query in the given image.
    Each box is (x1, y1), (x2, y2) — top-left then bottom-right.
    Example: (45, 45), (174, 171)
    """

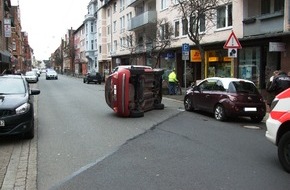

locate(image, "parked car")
(266, 88), (290, 173)
(83, 71), (102, 84)
(0, 74), (40, 139)
(24, 71), (38, 83)
(32, 68), (40, 77)
(184, 77), (266, 122)
(105, 65), (164, 117)
(46, 70), (58, 80)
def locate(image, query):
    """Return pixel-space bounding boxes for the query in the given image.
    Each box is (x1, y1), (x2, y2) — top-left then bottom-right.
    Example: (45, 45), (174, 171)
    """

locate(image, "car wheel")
(130, 110), (144, 118)
(214, 104), (227, 121)
(184, 96), (193, 111)
(250, 116), (264, 123)
(278, 131), (290, 173)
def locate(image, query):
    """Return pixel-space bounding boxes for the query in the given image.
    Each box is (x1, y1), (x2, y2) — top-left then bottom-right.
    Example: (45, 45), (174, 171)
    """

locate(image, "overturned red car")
(105, 65), (164, 117)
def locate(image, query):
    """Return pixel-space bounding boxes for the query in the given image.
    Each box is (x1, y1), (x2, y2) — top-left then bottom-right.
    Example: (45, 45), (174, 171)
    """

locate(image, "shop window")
(239, 47), (261, 87)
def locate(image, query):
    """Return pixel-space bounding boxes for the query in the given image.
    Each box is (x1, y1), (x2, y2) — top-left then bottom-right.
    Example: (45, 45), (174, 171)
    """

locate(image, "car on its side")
(184, 77), (266, 122)
(266, 88), (290, 173)
(83, 71), (102, 84)
(24, 71), (38, 83)
(46, 70), (58, 80)
(105, 65), (164, 117)
(0, 74), (40, 139)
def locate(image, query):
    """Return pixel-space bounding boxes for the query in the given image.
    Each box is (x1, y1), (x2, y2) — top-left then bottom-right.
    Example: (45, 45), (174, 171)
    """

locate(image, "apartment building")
(74, 23), (87, 75)
(84, 0), (98, 72)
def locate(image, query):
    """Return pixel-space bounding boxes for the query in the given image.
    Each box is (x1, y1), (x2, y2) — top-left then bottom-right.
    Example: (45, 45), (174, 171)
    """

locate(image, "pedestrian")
(267, 70), (290, 102)
(266, 70), (279, 106)
(168, 68), (178, 95)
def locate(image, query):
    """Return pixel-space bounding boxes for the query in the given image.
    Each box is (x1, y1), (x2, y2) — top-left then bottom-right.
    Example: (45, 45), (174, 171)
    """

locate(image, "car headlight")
(16, 103), (31, 114)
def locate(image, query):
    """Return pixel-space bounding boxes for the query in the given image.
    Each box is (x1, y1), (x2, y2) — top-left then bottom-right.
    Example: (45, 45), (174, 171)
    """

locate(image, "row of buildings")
(0, 0), (37, 74)
(3, 0), (290, 96)
(51, 0), (290, 94)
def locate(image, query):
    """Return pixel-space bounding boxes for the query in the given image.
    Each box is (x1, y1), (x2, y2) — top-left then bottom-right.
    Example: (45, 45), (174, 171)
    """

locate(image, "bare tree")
(123, 18), (175, 68)
(174, 0), (229, 79)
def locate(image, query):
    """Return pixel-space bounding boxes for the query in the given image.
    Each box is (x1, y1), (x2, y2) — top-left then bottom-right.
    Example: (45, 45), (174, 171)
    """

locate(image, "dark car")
(184, 77), (266, 122)
(0, 74), (40, 139)
(105, 65), (164, 117)
(83, 71), (102, 84)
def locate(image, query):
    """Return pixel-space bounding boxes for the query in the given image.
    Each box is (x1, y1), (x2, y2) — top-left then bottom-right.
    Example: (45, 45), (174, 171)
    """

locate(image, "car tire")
(184, 96), (193, 111)
(278, 131), (290, 173)
(250, 116), (264, 123)
(214, 104), (227, 121)
(130, 110), (144, 118)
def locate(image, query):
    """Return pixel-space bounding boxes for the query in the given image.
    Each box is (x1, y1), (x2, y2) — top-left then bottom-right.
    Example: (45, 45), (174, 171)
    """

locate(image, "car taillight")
(270, 99), (278, 112)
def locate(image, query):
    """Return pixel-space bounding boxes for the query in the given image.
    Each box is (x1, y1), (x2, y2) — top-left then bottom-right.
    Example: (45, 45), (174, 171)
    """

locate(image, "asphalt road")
(37, 74), (184, 190)
(52, 111), (290, 190)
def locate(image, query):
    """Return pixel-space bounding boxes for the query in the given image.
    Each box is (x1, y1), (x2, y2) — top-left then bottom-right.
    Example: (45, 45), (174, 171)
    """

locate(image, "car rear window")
(228, 81), (259, 94)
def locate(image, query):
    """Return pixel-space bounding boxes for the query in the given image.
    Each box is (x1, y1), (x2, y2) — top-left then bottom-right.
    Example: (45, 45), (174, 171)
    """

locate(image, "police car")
(266, 88), (290, 173)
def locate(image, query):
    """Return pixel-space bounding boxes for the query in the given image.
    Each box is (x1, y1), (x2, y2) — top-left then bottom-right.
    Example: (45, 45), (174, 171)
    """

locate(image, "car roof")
(202, 77), (255, 89)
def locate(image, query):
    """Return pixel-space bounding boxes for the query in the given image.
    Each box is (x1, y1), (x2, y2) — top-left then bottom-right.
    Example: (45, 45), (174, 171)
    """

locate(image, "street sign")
(228, 48), (237, 58)
(182, 43), (190, 52)
(224, 31), (242, 49)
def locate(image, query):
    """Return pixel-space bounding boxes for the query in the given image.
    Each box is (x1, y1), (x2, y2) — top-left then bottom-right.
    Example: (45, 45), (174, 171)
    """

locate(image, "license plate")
(244, 107), (257, 112)
(0, 120), (5, 127)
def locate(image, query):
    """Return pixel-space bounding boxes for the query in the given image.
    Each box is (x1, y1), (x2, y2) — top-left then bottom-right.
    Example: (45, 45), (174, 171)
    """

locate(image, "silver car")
(25, 71), (38, 83)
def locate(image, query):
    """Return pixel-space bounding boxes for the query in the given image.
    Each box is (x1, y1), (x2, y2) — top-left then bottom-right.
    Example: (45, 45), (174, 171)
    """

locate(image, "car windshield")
(25, 71), (36, 76)
(0, 78), (26, 94)
(228, 81), (259, 94)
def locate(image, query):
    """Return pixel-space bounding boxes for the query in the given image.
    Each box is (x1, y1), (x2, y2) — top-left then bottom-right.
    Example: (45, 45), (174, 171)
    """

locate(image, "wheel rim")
(215, 106), (223, 120)
(184, 97), (191, 110)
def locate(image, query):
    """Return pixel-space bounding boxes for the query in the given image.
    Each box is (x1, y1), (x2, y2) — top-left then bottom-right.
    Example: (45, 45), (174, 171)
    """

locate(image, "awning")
(0, 50), (11, 64)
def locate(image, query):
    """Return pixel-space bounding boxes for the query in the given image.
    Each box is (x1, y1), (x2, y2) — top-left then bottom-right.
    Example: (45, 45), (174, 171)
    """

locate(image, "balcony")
(127, 0), (141, 7)
(84, 13), (95, 22)
(127, 11), (157, 31)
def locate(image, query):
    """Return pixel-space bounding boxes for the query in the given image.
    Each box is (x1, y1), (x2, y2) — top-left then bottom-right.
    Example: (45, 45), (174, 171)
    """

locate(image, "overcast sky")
(11, 0), (89, 61)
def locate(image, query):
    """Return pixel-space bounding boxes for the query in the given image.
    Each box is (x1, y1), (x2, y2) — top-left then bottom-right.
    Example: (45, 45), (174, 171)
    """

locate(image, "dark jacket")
(267, 72), (290, 96)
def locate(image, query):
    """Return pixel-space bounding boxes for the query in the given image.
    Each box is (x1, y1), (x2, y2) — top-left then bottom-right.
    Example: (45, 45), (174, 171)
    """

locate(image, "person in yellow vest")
(168, 68), (178, 95)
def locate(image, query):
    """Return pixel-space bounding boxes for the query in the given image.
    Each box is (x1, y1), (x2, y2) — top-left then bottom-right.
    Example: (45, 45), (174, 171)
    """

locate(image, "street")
(1, 74), (289, 190)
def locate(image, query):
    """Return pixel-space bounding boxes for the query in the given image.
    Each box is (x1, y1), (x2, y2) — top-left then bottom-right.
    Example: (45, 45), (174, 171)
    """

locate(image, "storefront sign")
(269, 42), (286, 52)
(223, 57), (232, 62)
(190, 50), (201, 62)
(208, 57), (219, 62)
(4, 18), (11, 38)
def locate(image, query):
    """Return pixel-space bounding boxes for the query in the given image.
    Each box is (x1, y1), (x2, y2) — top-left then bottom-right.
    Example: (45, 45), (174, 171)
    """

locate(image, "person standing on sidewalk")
(168, 69), (178, 95)
(267, 70), (290, 100)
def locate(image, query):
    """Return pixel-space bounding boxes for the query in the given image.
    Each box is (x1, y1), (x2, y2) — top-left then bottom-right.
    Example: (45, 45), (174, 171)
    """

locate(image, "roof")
(203, 77), (255, 89)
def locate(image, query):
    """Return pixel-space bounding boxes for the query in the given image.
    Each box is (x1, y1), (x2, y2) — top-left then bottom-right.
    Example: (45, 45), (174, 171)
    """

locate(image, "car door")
(192, 80), (214, 111)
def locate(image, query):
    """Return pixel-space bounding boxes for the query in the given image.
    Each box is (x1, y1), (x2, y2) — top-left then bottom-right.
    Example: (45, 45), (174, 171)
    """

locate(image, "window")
(161, 0), (168, 10)
(182, 18), (188, 35)
(217, 4), (232, 29)
(113, 40), (117, 51)
(160, 23), (169, 40)
(262, 0), (284, 14)
(190, 14), (206, 33)
(113, 21), (116, 32)
(99, 45), (102, 53)
(91, 40), (94, 50)
(174, 21), (179, 37)
(120, 0), (125, 11)
(113, 2), (117, 13)
(90, 22), (94, 33)
(107, 25), (111, 35)
(107, 8), (111, 17)
(120, 16), (125, 32)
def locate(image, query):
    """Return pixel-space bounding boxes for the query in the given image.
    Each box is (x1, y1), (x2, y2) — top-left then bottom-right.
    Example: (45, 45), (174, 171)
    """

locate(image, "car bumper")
(0, 110), (34, 137)
(225, 102), (266, 118)
(265, 116), (281, 145)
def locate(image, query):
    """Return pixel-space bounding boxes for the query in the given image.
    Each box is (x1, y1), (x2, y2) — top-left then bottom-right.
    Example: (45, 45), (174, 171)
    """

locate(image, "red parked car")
(105, 65), (164, 117)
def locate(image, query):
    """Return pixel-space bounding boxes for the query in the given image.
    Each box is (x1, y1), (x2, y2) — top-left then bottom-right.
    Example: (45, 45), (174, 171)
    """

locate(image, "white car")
(24, 71), (38, 83)
(46, 70), (58, 80)
(266, 88), (290, 173)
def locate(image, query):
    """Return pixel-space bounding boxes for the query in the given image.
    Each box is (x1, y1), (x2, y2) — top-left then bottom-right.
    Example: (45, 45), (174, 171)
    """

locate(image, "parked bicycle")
(162, 80), (182, 95)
